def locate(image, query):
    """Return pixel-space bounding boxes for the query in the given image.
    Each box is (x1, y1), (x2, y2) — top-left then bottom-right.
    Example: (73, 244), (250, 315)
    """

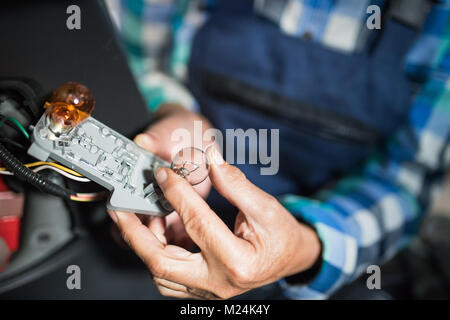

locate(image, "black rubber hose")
(0, 142), (72, 199)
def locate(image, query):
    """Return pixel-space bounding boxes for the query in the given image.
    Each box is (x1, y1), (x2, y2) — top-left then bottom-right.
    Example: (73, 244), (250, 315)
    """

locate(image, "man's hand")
(109, 148), (321, 299)
(134, 103), (214, 198)
(133, 104), (214, 249)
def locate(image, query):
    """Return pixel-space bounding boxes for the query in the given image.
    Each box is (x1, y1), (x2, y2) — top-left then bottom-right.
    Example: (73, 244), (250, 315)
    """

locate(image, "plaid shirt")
(111, 0), (450, 299)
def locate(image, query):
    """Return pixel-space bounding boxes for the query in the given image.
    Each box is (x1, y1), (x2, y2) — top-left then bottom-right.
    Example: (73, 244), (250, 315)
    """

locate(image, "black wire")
(0, 79), (42, 122)
(0, 137), (27, 151)
(0, 142), (73, 199)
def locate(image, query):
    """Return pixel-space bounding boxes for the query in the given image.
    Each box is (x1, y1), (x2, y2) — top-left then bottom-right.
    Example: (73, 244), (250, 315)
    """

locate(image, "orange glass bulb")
(44, 82), (95, 134)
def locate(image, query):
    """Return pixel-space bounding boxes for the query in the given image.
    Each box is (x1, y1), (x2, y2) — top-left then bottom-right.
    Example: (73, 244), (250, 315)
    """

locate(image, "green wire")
(0, 116), (30, 139)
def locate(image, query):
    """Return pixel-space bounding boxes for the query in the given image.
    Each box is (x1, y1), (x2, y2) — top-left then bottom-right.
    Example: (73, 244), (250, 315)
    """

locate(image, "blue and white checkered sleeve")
(278, 2), (450, 299)
(114, 0), (206, 112)
(278, 68), (450, 299)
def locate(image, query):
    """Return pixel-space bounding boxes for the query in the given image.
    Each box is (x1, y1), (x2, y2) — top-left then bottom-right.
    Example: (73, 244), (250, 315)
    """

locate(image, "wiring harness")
(0, 142), (72, 199)
(0, 114), (104, 202)
(0, 144), (105, 202)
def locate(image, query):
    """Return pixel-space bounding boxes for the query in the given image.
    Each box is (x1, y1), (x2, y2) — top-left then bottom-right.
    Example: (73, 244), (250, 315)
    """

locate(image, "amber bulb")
(44, 82), (95, 134)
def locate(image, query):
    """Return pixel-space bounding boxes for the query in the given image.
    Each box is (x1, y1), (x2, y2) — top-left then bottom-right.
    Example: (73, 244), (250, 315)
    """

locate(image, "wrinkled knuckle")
(183, 210), (210, 236)
(120, 229), (131, 246)
(164, 178), (183, 194)
(265, 194), (279, 207)
(227, 165), (246, 183)
(228, 264), (252, 287)
(214, 289), (234, 300)
(182, 212), (198, 231)
(176, 193), (192, 215)
(262, 195), (280, 217)
(148, 259), (167, 278)
(123, 224), (144, 246)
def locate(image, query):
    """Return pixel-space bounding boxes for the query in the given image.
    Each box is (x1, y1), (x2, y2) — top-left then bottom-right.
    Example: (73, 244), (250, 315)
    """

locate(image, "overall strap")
(372, 0), (433, 66)
(251, 0), (433, 30)
(387, 0), (433, 30)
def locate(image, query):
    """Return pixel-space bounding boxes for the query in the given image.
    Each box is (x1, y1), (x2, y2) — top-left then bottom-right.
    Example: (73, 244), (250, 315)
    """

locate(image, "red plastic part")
(0, 175), (8, 192)
(0, 175), (24, 271)
(0, 216), (21, 252)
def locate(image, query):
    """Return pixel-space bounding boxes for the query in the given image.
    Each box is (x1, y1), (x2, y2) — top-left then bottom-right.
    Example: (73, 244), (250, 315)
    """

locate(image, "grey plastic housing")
(28, 114), (173, 216)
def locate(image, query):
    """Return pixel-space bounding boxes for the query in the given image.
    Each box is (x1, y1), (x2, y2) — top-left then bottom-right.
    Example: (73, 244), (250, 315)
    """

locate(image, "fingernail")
(134, 134), (153, 149)
(155, 167), (167, 184)
(107, 210), (118, 224)
(206, 146), (224, 165)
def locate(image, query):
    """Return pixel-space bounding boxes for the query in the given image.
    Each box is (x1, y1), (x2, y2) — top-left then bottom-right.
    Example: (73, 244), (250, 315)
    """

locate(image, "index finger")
(154, 167), (247, 260)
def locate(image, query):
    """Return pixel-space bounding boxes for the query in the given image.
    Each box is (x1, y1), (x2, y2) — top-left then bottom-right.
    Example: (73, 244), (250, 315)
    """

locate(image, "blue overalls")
(187, 0), (417, 218)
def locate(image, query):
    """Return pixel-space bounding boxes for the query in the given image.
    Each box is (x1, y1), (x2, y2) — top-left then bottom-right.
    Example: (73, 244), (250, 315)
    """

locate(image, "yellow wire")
(0, 160), (108, 202)
(28, 162), (83, 177)
(0, 161), (84, 177)
(0, 160), (107, 202)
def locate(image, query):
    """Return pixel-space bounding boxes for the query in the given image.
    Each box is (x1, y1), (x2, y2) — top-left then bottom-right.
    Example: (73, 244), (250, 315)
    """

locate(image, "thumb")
(206, 147), (277, 222)
(134, 132), (160, 154)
